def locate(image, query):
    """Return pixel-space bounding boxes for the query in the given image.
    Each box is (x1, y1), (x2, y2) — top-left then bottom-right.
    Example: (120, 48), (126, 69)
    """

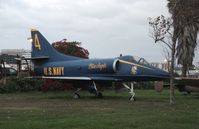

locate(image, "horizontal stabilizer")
(15, 56), (49, 61)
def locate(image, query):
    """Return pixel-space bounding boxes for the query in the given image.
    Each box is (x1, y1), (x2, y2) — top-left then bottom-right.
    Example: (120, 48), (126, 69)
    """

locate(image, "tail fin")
(31, 29), (80, 62)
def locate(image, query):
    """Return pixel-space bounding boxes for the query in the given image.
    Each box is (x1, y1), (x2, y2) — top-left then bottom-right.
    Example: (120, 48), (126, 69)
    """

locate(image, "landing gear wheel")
(73, 93), (80, 99)
(129, 96), (136, 101)
(97, 92), (103, 98)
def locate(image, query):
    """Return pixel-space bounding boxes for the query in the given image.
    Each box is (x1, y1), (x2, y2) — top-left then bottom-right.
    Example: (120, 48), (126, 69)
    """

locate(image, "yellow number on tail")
(34, 34), (41, 50)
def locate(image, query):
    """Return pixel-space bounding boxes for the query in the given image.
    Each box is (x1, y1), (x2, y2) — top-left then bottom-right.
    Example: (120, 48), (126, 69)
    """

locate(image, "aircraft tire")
(129, 96), (136, 101)
(97, 92), (103, 98)
(73, 93), (80, 99)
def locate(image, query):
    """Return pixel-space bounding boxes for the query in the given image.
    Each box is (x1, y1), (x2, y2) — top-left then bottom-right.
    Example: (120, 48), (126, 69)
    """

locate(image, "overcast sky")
(0, 0), (193, 62)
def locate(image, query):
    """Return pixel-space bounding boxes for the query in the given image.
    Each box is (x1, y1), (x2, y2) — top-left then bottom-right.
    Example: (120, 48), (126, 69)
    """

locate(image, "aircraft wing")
(175, 77), (199, 86)
(90, 77), (122, 81)
(30, 75), (166, 82)
(174, 77), (199, 92)
(29, 76), (92, 80)
(29, 76), (122, 81)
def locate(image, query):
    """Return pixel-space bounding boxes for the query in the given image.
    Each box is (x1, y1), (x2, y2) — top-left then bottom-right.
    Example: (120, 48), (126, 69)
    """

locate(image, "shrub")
(134, 82), (155, 89)
(0, 77), (43, 93)
(0, 77), (19, 93)
(41, 79), (74, 92)
(16, 77), (43, 92)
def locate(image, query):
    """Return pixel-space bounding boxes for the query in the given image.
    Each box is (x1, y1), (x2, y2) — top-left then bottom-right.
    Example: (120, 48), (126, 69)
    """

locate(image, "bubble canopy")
(118, 55), (150, 65)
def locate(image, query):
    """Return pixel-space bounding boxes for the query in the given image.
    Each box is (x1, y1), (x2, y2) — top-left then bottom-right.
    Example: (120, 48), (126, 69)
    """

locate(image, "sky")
(0, 0), (193, 63)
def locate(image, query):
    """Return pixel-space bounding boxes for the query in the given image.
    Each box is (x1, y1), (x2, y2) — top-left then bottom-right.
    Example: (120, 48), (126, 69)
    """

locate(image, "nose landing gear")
(122, 82), (136, 101)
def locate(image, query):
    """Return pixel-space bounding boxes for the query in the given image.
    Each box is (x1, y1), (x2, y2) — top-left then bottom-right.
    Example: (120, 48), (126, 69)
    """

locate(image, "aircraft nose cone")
(157, 69), (170, 78)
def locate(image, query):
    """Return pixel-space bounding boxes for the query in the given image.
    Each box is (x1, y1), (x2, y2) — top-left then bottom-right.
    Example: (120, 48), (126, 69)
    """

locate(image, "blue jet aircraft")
(28, 29), (169, 100)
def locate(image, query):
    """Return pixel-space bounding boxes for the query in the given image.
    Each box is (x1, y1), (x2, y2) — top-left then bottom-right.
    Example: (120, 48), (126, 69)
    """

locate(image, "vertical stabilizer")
(31, 29), (80, 62)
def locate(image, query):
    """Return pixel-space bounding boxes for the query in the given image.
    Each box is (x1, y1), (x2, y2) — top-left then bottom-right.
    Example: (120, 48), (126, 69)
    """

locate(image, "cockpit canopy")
(118, 55), (150, 65)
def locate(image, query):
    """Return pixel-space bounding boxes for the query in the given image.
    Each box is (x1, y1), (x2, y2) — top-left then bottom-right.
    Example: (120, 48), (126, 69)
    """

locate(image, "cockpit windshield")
(133, 56), (150, 65)
(118, 55), (150, 65)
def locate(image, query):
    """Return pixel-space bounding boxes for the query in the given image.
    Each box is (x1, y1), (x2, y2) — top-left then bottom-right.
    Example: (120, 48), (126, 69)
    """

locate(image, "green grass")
(0, 90), (199, 129)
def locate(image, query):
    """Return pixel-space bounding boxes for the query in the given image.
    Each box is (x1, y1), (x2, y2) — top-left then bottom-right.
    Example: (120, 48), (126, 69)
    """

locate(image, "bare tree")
(148, 15), (176, 104)
(148, 15), (173, 50)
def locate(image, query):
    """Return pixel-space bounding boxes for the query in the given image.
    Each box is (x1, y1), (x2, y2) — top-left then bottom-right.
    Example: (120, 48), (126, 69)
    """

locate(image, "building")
(1, 49), (31, 58)
(0, 49), (31, 70)
(151, 62), (199, 78)
(0, 54), (17, 64)
(151, 62), (169, 72)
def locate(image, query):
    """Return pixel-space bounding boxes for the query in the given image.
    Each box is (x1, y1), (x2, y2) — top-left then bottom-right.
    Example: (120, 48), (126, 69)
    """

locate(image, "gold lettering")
(56, 67), (59, 75)
(88, 63), (107, 70)
(61, 67), (64, 75)
(48, 67), (52, 75)
(57, 67), (59, 75)
(53, 67), (57, 75)
(43, 67), (64, 76)
(34, 34), (41, 50)
(44, 67), (47, 75)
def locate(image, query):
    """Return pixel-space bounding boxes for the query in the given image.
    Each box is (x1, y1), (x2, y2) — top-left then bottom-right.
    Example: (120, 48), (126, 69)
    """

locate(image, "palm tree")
(167, 0), (199, 77)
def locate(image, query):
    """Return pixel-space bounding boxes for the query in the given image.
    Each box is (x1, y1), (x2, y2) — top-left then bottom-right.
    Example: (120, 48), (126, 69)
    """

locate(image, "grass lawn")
(0, 89), (199, 129)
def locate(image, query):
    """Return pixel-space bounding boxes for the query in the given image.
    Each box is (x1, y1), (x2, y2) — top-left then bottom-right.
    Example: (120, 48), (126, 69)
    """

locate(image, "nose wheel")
(73, 88), (81, 99)
(96, 92), (103, 98)
(129, 95), (136, 101)
(73, 93), (80, 99)
(123, 82), (136, 101)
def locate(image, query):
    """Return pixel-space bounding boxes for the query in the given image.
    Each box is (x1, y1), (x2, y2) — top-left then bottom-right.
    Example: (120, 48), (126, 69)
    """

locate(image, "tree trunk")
(169, 37), (176, 105)
(181, 64), (187, 77)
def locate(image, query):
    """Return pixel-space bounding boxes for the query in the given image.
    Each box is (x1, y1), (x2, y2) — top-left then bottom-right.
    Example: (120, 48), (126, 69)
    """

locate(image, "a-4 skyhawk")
(27, 29), (169, 100)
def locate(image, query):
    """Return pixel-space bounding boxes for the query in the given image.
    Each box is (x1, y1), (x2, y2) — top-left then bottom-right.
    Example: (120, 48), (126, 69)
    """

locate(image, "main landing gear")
(89, 81), (103, 98)
(73, 81), (103, 99)
(122, 82), (136, 101)
(73, 81), (135, 101)
(73, 88), (81, 99)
